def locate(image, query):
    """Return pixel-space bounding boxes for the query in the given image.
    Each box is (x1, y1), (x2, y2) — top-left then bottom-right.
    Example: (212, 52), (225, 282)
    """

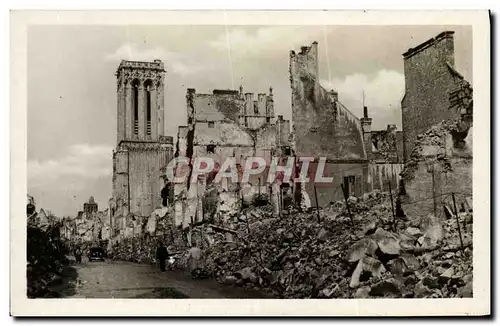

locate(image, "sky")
(27, 25), (472, 216)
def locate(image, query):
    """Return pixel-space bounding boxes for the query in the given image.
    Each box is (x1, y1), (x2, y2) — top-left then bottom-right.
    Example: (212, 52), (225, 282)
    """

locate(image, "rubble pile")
(401, 118), (471, 183)
(194, 190), (472, 299)
(27, 224), (70, 298)
(109, 228), (187, 266)
(401, 121), (455, 181)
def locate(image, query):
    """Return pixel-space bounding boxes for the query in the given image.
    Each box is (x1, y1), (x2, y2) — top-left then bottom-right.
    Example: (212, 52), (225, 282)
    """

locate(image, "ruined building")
(173, 87), (291, 227)
(399, 31), (473, 218)
(60, 197), (112, 243)
(83, 196), (98, 214)
(110, 60), (174, 239)
(401, 31), (471, 162)
(290, 42), (404, 206)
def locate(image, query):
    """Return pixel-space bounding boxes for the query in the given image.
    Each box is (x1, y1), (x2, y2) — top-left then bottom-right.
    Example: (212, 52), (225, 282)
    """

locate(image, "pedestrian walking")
(74, 247), (82, 264)
(187, 240), (206, 279)
(156, 241), (168, 272)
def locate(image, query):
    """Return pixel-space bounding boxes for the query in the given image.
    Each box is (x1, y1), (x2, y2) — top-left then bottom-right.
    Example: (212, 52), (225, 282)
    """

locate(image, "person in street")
(74, 247), (82, 264)
(156, 241), (169, 272)
(187, 240), (205, 279)
(161, 181), (172, 207)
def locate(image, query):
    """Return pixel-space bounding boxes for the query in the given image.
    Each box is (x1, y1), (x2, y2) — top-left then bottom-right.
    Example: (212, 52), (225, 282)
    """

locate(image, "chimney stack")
(360, 106), (372, 160)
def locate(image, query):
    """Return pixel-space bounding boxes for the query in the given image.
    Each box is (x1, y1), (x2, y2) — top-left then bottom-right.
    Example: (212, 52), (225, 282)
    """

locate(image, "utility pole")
(313, 184), (320, 223)
(452, 193), (464, 251)
(427, 162), (436, 216)
(388, 181), (396, 231)
(341, 184), (354, 227)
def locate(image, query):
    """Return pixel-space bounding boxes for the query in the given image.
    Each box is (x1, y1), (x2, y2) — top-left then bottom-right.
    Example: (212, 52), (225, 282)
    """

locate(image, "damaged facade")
(290, 42), (404, 207)
(110, 60), (174, 240)
(60, 197), (112, 244)
(399, 31), (473, 218)
(173, 87), (291, 228)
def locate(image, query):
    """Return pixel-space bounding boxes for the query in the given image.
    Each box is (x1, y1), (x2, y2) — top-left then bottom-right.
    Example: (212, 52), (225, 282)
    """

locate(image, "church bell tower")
(111, 60), (173, 229)
(116, 59), (166, 144)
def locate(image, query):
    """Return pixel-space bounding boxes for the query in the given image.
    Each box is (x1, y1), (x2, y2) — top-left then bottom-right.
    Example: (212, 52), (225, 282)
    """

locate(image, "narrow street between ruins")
(57, 257), (272, 299)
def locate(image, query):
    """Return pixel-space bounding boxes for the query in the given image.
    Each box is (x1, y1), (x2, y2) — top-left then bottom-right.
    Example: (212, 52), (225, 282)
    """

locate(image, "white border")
(10, 10), (490, 316)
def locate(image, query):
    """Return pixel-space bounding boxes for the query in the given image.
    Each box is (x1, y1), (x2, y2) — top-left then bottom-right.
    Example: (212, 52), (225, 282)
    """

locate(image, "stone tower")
(112, 60), (174, 222)
(83, 196), (98, 215)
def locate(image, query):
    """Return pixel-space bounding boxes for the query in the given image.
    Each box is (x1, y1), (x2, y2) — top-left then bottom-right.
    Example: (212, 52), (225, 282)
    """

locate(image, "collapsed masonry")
(104, 33), (474, 296)
(182, 35), (473, 298)
(162, 41), (407, 238)
(172, 87), (291, 229)
(289, 42), (404, 207)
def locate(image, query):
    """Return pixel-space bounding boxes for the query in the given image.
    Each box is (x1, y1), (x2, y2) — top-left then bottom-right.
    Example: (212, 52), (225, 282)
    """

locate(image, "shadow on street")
(47, 265), (79, 298)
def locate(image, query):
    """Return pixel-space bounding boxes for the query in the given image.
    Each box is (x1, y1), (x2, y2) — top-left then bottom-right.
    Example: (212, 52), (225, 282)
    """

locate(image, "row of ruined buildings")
(58, 30), (473, 246)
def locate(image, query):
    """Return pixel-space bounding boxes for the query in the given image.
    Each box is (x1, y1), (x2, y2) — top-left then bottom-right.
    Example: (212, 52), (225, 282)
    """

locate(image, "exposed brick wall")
(401, 31), (465, 162)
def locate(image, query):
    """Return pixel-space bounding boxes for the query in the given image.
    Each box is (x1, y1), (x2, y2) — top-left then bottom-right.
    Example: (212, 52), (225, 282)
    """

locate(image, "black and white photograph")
(10, 10), (490, 316)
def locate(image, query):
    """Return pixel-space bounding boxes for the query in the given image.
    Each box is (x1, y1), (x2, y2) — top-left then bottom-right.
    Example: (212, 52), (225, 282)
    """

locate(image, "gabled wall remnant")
(290, 42), (403, 206)
(290, 44), (365, 160)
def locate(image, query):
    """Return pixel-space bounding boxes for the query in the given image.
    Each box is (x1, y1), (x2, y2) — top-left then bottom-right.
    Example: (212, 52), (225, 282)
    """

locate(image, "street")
(57, 257), (272, 299)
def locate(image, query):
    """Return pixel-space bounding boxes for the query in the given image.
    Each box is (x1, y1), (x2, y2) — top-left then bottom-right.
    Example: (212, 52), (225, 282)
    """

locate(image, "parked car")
(88, 247), (105, 262)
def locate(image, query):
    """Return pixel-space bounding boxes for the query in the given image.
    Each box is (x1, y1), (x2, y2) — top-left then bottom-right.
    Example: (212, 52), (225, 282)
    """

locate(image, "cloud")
(28, 143), (113, 188)
(105, 42), (166, 62)
(321, 70), (405, 129)
(209, 26), (320, 57)
(106, 42), (214, 77)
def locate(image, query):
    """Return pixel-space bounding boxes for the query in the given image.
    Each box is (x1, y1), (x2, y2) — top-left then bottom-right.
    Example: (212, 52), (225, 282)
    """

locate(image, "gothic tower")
(112, 60), (174, 228)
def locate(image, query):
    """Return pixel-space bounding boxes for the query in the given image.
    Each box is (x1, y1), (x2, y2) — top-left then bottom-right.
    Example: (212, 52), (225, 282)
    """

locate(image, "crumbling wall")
(290, 42), (366, 160)
(371, 125), (401, 163)
(194, 92), (239, 123)
(290, 42), (369, 207)
(400, 120), (472, 218)
(173, 87), (290, 229)
(291, 80), (365, 159)
(401, 31), (466, 162)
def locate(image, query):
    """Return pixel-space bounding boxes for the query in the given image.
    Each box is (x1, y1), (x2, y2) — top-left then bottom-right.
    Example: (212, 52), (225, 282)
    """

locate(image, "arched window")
(144, 80), (153, 136)
(131, 79), (140, 135)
